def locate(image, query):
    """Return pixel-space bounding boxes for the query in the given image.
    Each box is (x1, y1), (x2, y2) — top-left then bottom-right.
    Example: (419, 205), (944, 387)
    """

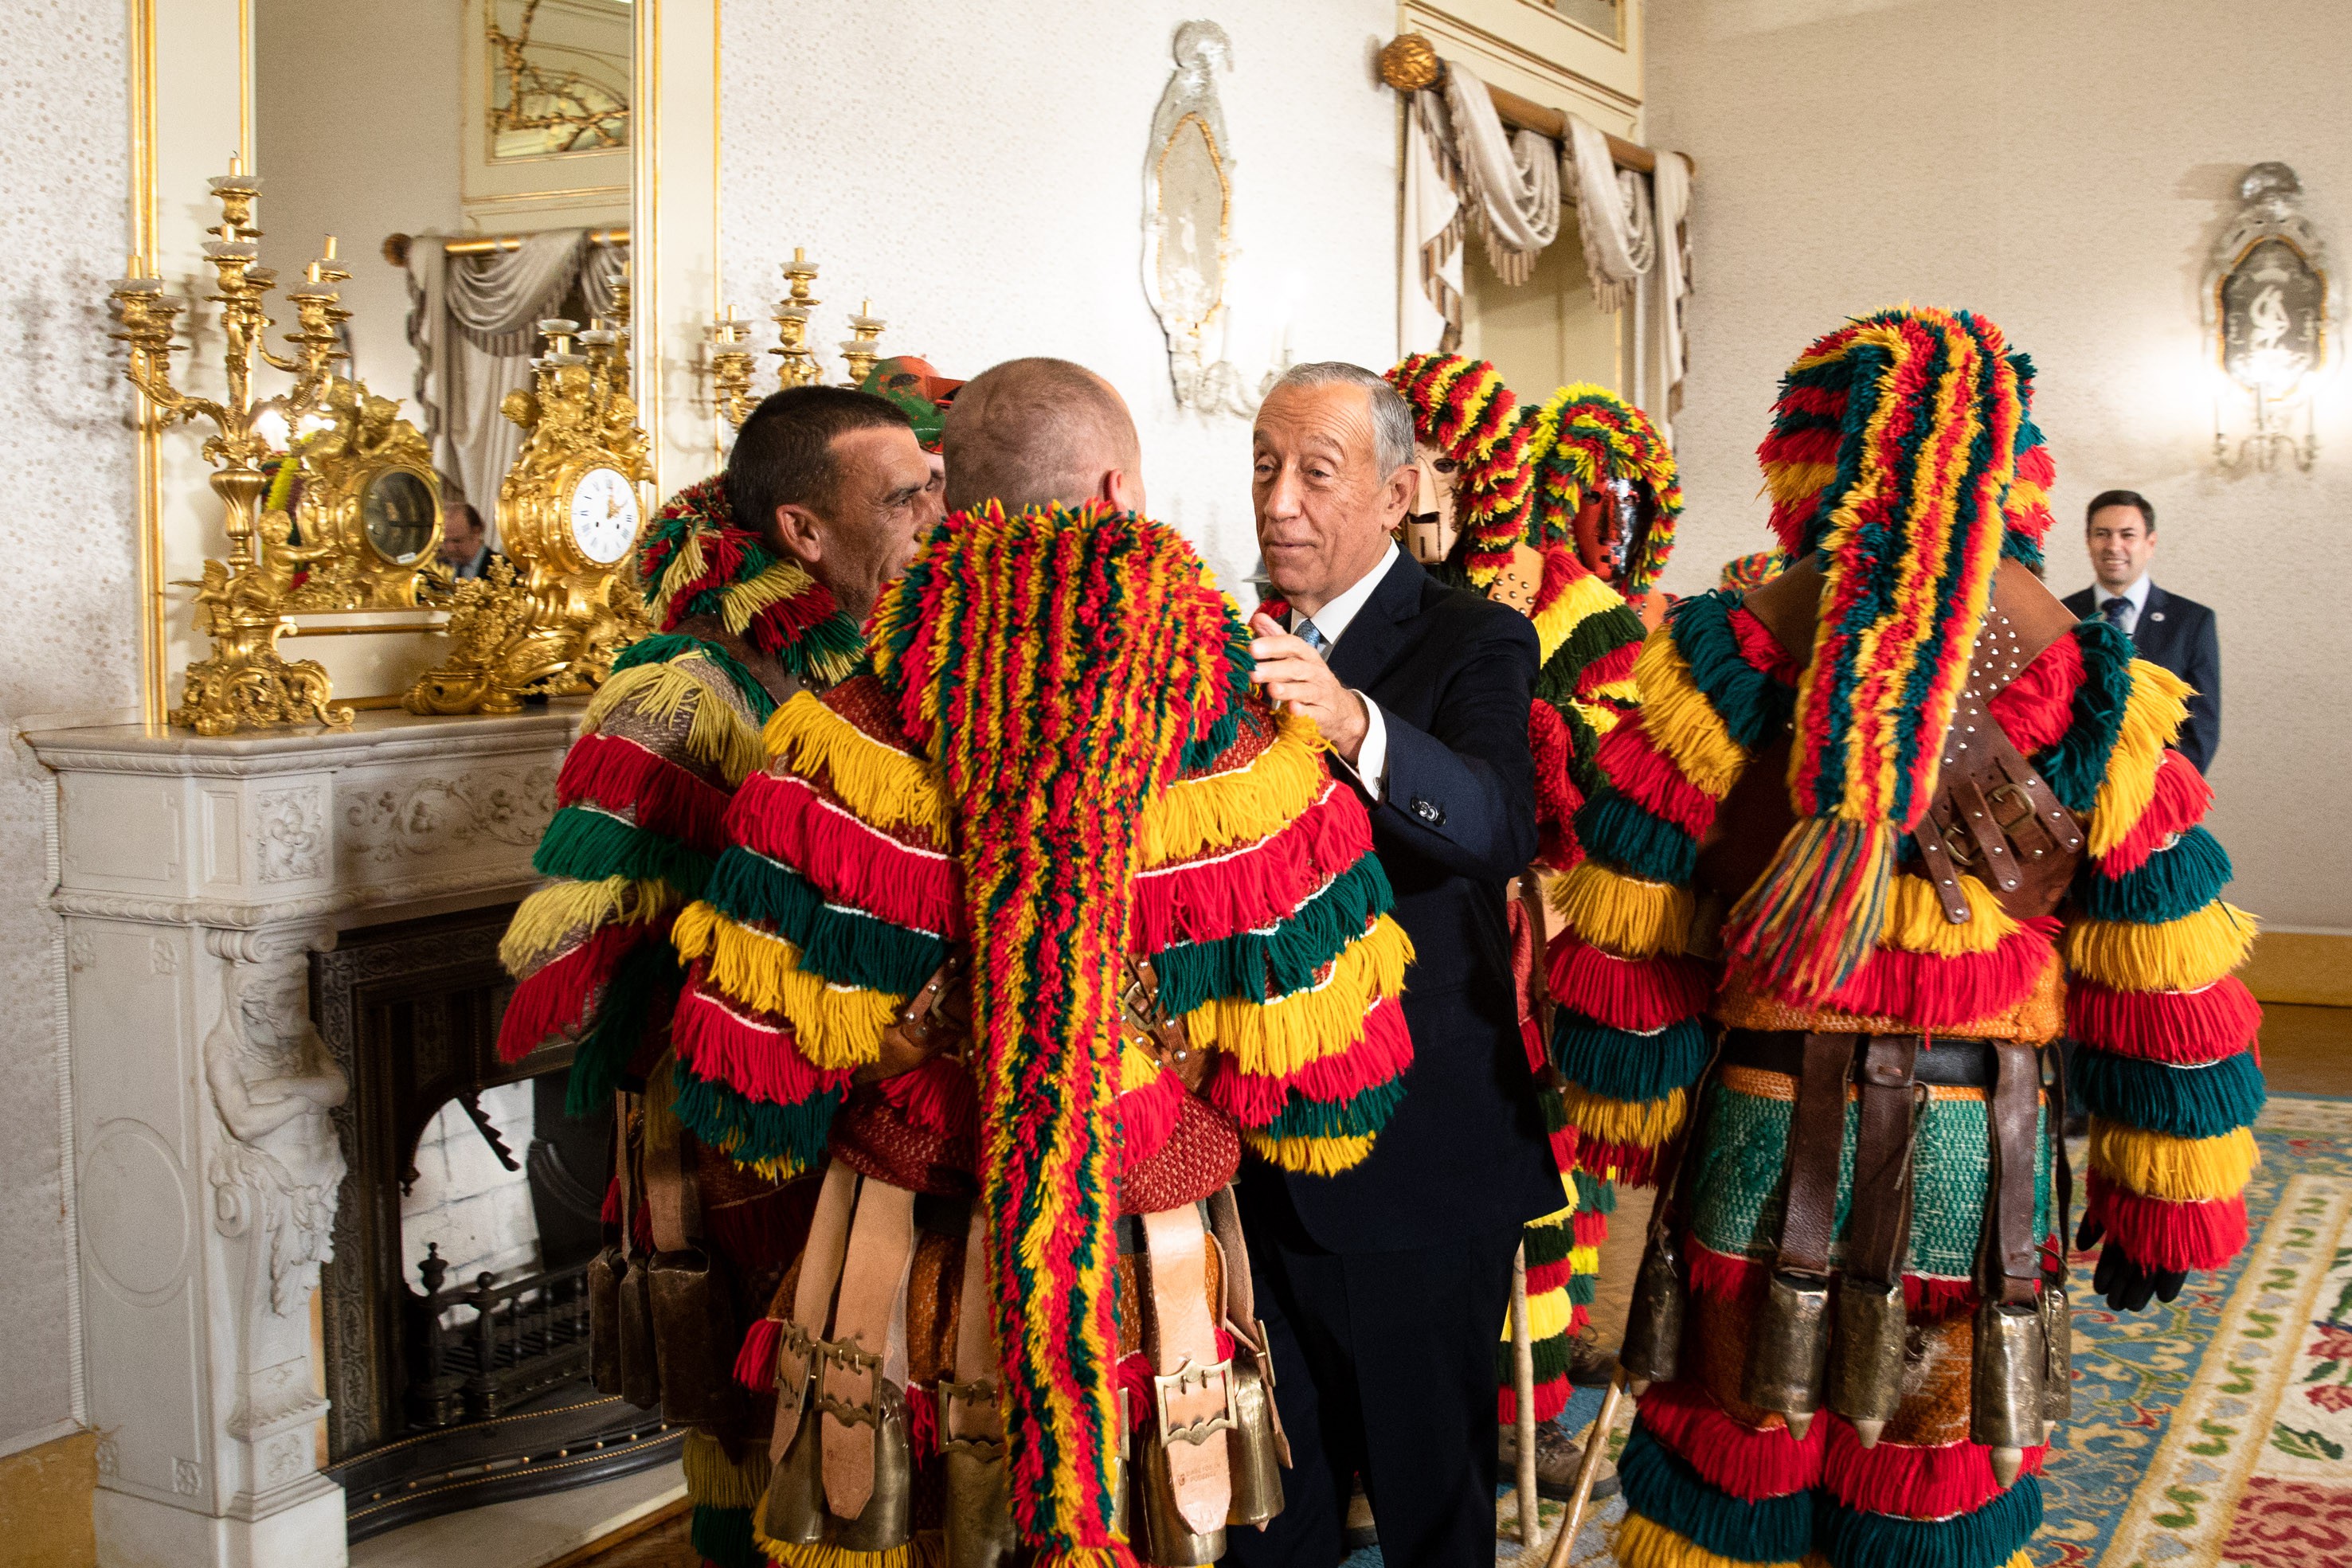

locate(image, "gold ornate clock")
(281, 376), (445, 611)
(405, 317), (652, 714)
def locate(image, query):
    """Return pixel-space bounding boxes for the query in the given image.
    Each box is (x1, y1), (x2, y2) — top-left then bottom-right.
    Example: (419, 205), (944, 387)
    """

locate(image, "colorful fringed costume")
(677, 502), (1413, 1566)
(496, 473), (864, 1567)
(1559, 308), (2260, 1568)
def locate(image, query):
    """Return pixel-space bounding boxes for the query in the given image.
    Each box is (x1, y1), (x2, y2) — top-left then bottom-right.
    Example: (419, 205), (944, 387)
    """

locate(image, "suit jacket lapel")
(2137, 583), (2169, 652)
(1327, 553), (1425, 693)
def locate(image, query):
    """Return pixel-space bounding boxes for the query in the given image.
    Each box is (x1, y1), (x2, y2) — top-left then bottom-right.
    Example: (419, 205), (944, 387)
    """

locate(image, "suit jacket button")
(1411, 796), (1443, 825)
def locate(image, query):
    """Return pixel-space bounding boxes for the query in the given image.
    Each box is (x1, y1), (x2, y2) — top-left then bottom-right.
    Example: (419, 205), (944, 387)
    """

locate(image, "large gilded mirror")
(133, 0), (718, 723)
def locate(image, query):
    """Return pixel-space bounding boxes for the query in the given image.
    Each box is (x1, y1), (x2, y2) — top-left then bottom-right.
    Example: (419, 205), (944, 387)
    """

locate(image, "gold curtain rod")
(1376, 34), (1689, 178)
(381, 227), (631, 266)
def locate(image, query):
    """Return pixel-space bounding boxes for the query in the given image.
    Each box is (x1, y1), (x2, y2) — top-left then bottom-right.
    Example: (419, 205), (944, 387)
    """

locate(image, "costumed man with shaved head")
(497, 381), (946, 1567)
(667, 354), (1419, 1566)
(1232, 360), (1559, 1568)
(1556, 307), (2260, 1568)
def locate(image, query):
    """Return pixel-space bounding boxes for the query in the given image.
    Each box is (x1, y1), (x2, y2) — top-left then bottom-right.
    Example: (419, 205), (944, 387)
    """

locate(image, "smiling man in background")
(2064, 488), (2221, 771)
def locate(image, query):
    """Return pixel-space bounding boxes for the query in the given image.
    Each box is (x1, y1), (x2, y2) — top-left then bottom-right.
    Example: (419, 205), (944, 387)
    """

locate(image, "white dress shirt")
(2096, 573), (2150, 637)
(1287, 542), (1400, 800)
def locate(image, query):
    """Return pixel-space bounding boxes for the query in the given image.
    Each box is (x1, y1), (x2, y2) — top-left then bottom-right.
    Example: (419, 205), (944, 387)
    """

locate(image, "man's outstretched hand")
(1249, 612), (1369, 763)
(2078, 1214), (2188, 1312)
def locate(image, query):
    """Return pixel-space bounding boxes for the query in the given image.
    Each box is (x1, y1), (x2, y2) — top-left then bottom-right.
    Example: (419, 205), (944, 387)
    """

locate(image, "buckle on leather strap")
(1153, 1356), (1239, 1448)
(814, 1336), (886, 1428)
(936, 1374), (1005, 1460)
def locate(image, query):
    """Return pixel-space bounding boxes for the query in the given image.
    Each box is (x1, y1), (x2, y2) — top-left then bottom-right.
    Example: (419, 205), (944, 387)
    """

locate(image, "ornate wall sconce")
(2206, 162), (2332, 474)
(1145, 22), (1287, 416)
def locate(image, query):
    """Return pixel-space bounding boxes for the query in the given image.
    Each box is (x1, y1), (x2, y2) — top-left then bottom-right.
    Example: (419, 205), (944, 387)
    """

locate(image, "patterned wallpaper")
(0, 0), (137, 1453)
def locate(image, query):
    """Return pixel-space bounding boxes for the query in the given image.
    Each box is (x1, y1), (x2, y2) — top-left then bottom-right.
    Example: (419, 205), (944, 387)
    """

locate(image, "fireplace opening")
(315, 906), (681, 1542)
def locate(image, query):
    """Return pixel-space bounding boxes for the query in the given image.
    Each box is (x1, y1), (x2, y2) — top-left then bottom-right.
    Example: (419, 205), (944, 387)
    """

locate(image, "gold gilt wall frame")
(127, 0), (720, 724)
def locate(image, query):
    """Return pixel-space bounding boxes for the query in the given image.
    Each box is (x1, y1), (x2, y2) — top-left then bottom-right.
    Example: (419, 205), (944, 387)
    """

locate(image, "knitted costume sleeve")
(1544, 591), (1791, 1185)
(495, 636), (778, 1117)
(2029, 620), (2262, 1274)
(1528, 543), (1647, 868)
(663, 681), (953, 1180)
(1149, 703), (1416, 1177)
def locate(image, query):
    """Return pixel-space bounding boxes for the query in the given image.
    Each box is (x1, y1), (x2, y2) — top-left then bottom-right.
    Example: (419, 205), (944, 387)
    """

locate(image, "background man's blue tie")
(2102, 596), (2131, 633)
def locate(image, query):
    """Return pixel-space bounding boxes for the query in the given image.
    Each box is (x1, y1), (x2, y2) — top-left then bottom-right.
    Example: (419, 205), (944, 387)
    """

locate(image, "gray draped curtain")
(405, 229), (627, 533)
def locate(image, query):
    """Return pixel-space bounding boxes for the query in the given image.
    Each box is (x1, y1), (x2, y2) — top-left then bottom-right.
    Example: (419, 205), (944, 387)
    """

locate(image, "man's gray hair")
(1268, 361), (1417, 479)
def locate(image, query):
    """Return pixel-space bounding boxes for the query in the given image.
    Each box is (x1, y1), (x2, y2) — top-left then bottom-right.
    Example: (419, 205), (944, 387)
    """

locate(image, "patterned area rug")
(1460, 1093), (2352, 1567)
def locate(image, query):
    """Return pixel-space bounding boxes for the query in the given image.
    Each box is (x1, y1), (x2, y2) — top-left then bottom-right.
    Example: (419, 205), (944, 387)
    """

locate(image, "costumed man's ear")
(1101, 467), (1146, 515)
(771, 502), (826, 567)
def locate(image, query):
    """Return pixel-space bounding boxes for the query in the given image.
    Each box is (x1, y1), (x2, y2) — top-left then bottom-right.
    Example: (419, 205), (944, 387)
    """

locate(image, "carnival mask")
(1402, 441), (1461, 565)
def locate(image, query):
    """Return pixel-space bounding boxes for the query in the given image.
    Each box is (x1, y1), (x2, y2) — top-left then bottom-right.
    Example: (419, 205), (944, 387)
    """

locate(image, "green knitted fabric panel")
(1688, 1081), (2050, 1282)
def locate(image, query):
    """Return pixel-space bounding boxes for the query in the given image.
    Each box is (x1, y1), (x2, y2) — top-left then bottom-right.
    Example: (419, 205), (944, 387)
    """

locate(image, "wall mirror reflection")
(254, 0), (632, 634)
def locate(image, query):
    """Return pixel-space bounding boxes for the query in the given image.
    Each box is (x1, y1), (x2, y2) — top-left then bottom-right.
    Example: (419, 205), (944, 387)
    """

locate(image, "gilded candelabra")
(108, 158), (356, 735)
(709, 305), (760, 428)
(839, 299), (886, 390)
(771, 248), (824, 389)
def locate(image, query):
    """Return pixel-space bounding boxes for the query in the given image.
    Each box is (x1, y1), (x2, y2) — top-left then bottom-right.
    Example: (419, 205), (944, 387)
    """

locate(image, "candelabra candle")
(770, 247), (824, 389)
(708, 304), (759, 428)
(839, 297), (886, 389)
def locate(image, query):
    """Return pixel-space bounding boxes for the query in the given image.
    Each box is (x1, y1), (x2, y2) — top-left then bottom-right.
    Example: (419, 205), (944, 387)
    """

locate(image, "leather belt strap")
(1773, 1032), (1857, 1279)
(1986, 1043), (2043, 1308)
(773, 1162), (859, 1461)
(863, 953), (969, 1082)
(644, 1068), (697, 1253)
(938, 1207), (1005, 1456)
(1122, 957), (1203, 1089)
(1141, 1205), (1234, 1534)
(821, 1177), (919, 1519)
(1206, 1183), (1287, 1466)
(1843, 1037), (1920, 1288)
(1724, 1029), (1999, 1089)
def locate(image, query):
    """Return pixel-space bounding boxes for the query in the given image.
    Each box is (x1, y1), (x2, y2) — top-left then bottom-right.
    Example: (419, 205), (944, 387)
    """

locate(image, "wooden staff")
(1546, 1365), (1627, 1568)
(1509, 1244), (1540, 1560)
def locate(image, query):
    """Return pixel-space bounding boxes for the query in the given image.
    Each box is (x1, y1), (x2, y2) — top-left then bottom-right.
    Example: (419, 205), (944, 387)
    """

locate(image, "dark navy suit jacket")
(2063, 582), (2221, 772)
(1246, 553), (1563, 1253)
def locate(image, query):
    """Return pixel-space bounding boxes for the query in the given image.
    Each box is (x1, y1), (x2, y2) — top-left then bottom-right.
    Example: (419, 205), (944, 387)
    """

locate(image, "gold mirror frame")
(127, 0), (719, 724)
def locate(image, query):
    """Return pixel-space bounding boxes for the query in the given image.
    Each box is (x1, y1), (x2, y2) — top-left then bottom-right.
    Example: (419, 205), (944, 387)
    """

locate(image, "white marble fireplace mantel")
(27, 705), (580, 1568)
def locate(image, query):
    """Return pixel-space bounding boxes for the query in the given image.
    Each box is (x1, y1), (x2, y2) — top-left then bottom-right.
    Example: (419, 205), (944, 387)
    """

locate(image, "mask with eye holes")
(1402, 440), (1462, 565)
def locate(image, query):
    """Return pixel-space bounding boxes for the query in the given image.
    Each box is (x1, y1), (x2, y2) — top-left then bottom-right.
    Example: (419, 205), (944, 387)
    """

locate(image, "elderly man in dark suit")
(1227, 361), (1560, 1568)
(2063, 489), (2221, 772)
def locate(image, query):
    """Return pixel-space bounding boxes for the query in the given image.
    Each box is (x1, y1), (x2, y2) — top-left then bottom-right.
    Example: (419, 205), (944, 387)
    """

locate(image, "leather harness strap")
(820, 1178), (920, 1519)
(1141, 1205), (1235, 1535)
(1987, 1044), (2045, 1308)
(616, 1090), (644, 1263)
(1843, 1036), (1920, 1289)
(938, 1208), (1004, 1454)
(1773, 1031), (1857, 1280)
(644, 1073), (697, 1254)
(773, 1162), (859, 1461)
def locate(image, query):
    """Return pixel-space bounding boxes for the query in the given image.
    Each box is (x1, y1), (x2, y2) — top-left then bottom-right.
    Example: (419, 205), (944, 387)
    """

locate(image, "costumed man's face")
(1251, 382), (1415, 616)
(2086, 504), (2154, 594)
(1404, 441), (1461, 565)
(776, 424), (940, 620)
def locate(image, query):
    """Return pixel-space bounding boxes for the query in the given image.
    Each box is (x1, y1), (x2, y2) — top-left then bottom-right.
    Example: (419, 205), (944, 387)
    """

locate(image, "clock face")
(569, 466), (641, 565)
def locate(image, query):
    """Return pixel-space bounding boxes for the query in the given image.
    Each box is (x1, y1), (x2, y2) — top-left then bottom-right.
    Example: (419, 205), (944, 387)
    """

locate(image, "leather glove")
(2077, 1214), (2186, 1312)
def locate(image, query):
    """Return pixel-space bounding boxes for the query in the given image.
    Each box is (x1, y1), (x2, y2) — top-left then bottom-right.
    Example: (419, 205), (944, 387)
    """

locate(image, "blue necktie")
(1296, 618), (1329, 658)
(2101, 596), (2131, 633)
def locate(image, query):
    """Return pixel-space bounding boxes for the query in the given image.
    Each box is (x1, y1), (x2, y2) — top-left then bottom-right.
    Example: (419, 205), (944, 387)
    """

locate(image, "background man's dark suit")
(1229, 553), (1562, 1568)
(2063, 583), (2221, 772)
